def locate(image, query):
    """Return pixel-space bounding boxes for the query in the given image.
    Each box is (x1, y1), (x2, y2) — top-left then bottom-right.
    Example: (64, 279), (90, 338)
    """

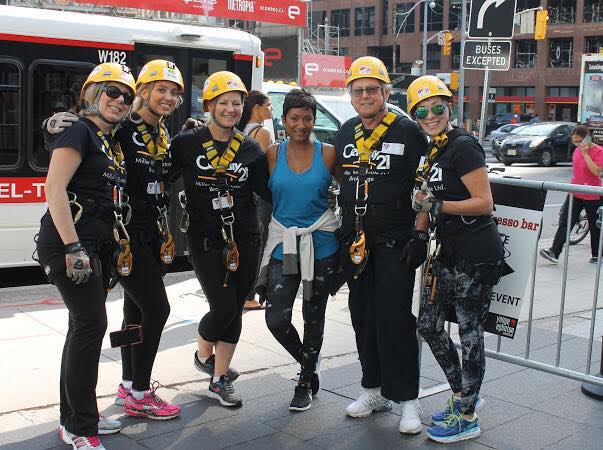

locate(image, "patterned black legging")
(265, 254), (337, 380)
(417, 261), (493, 415)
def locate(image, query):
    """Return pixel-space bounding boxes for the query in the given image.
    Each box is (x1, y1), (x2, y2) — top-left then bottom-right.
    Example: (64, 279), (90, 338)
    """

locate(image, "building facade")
(311, 0), (603, 122)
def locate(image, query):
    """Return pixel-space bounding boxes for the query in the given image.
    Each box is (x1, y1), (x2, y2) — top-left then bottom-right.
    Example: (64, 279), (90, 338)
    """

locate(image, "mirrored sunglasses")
(415, 103), (447, 120)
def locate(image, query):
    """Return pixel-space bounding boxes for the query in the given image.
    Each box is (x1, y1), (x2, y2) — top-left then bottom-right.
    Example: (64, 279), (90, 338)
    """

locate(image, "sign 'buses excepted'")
(462, 40), (512, 71)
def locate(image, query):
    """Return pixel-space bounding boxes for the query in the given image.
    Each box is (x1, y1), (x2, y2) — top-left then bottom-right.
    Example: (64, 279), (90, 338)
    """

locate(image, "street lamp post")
(391, 0), (436, 74)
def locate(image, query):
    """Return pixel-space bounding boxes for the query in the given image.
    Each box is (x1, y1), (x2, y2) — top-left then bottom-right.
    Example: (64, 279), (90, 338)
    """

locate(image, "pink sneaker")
(115, 383), (130, 406)
(124, 390), (181, 420)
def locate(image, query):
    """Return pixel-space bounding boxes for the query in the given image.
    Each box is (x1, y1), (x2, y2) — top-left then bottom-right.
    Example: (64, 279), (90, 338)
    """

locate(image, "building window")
(514, 40), (537, 69)
(585, 36), (603, 53)
(0, 60), (21, 168)
(549, 38), (573, 67)
(339, 48), (349, 56)
(448, 1), (463, 30)
(382, 0), (388, 35)
(547, 86), (579, 96)
(355, 6), (375, 36)
(516, 0), (541, 12)
(394, 3), (416, 33)
(548, 0), (576, 24)
(451, 42), (461, 70)
(311, 10), (326, 35)
(426, 43), (441, 71)
(584, 0), (603, 22)
(331, 9), (350, 37)
(420, 0), (443, 32)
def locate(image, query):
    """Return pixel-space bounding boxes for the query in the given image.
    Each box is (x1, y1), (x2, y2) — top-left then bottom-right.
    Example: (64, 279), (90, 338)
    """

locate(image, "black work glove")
(327, 183), (339, 211)
(400, 230), (429, 270)
(65, 241), (92, 284)
(181, 117), (202, 131)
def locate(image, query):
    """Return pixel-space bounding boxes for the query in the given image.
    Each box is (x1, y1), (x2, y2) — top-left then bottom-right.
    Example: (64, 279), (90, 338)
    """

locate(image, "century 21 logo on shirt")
(343, 144), (391, 170)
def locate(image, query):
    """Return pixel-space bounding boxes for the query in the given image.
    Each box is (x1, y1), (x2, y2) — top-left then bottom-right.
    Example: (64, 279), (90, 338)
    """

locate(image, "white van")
(263, 82), (410, 144)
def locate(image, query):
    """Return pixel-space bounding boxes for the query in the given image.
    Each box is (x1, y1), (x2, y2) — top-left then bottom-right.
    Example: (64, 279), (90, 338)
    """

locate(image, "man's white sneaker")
(345, 388), (392, 418)
(399, 399), (422, 435)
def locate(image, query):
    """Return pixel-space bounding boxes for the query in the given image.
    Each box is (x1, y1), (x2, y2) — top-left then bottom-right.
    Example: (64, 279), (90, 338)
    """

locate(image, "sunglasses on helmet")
(102, 85), (134, 106)
(414, 103), (447, 120)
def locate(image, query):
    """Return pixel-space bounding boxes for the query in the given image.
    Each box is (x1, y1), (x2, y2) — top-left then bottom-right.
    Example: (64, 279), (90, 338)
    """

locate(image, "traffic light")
(535, 10), (548, 40)
(450, 71), (459, 90)
(442, 32), (453, 56)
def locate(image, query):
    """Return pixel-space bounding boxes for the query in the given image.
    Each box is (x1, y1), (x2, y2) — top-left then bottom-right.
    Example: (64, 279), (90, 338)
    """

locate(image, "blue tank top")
(269, 139), (339, 260)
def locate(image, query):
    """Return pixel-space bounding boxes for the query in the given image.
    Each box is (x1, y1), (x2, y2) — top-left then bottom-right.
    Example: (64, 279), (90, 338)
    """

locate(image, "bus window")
(29, 60), (93, 171)
(191, 57), (227, 121)
(0, 60), (22, 169)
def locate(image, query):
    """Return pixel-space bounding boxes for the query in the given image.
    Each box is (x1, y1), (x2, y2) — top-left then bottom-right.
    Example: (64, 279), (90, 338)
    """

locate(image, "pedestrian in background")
(540, 124), (603, 264)
(239, 90), (274, 310)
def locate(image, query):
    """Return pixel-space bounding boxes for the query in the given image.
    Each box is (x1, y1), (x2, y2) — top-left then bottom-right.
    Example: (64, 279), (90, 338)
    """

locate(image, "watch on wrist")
(65, 241), (84, 254)
(430, 200), (444, 218)
(415, 230), (429, 241)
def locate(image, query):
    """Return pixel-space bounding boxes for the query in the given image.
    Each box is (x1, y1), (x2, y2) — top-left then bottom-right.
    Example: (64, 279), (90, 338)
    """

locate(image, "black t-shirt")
(116, 119), (172, 234)
(50, 117), (125, 211)
(39, 117), (124, 249)
(427, 130), (503, 264)
(170, 126), (270, 239)
(335, 114), (427, 240)
(425, 130), (485, 201)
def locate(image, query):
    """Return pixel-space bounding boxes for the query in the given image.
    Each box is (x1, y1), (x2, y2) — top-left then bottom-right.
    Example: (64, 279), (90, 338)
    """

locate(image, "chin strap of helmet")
(142, 82), (164, 118)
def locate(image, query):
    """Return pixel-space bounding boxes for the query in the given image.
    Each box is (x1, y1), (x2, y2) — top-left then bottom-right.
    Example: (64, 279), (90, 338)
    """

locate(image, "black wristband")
(65, 241), (84, 254)
(414, 230), (429, 241)
(430, 200), (444, 218)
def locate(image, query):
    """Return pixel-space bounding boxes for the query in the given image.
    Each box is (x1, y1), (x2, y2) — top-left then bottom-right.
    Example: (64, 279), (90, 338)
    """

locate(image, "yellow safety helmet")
(81, 63), (135, 98)
(202, 71), (248, 109)
(346, 56), (391, 85)
(136, 59), (184, 92)
(406, 75), (453, 116)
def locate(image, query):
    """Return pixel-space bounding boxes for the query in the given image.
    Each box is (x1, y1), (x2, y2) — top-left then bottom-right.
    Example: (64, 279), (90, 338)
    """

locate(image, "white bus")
(0, 5), (264, 268)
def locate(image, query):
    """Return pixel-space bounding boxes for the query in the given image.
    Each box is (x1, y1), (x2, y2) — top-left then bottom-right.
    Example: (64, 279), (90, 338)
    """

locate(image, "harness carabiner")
(67, 191), (84, 224)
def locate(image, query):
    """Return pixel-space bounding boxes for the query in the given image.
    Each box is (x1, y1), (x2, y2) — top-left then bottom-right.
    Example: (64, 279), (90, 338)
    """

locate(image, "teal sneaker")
(432, 395), (485, 425)
(427, 412), (481, 443)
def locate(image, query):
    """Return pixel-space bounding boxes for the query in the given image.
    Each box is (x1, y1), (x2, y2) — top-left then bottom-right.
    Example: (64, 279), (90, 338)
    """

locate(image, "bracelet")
(65, 241), (84, 254)
(430, 200), (444, 218)
(414, 230), (429, 241)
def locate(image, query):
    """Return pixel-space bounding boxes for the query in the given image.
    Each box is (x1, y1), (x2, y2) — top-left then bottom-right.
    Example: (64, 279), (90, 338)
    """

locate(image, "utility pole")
(422, 1), (428, 74)
(457, 0), (467, 125)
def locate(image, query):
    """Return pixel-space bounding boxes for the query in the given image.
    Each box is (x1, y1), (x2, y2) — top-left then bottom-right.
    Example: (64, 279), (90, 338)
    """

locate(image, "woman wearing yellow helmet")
(170, 71), (271, 407)
(112, 59), (184, 420)
(35, 62), (135, 449)
(408, 75), (504, 443)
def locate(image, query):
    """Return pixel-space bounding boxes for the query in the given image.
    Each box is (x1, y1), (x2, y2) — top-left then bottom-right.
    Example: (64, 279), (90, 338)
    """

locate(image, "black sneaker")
(590, 257), (599, 264)
(289, 382), (312, 412)
(311, 353), (321, 396)
(208, 376), (242, 407)
(193, 351), (240, 381)
(539, 248), (558, 264)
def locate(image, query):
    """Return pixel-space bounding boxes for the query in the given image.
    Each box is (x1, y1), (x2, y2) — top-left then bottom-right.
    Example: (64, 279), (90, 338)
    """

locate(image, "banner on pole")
(301, 54), (351, 88)
(72, 0), (308, 27)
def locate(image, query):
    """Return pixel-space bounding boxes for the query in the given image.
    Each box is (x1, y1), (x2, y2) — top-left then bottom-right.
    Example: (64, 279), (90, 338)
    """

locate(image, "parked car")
(490, 124), (531, 160)
(486, 113), (531, 135)
(497, 122), (576, 166)
(263, 82), (410, 144)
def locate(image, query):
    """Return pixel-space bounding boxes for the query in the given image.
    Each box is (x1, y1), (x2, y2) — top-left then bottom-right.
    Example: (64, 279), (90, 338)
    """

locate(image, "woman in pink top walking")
(540, 124), (603, 264)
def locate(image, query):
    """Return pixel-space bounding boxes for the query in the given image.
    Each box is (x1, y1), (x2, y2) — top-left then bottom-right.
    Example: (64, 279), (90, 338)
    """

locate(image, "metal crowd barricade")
(419, 176), (603, 398)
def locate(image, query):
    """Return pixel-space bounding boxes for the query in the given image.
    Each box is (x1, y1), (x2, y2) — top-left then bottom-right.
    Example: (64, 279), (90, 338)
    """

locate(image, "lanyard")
(136, 121), (169, 160)
(415, 132), (448, 184)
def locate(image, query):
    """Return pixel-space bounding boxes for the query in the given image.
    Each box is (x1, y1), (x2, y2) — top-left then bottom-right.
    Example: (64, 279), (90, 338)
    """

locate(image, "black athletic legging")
(119, 234), (171, 391)
(187, 232), (261, 343)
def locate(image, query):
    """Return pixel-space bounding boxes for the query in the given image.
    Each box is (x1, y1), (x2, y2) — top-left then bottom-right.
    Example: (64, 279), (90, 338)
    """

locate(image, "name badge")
(381, 142), (405, 156)
(212, 194), (234, 210)
(147, 182), (160, 194)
